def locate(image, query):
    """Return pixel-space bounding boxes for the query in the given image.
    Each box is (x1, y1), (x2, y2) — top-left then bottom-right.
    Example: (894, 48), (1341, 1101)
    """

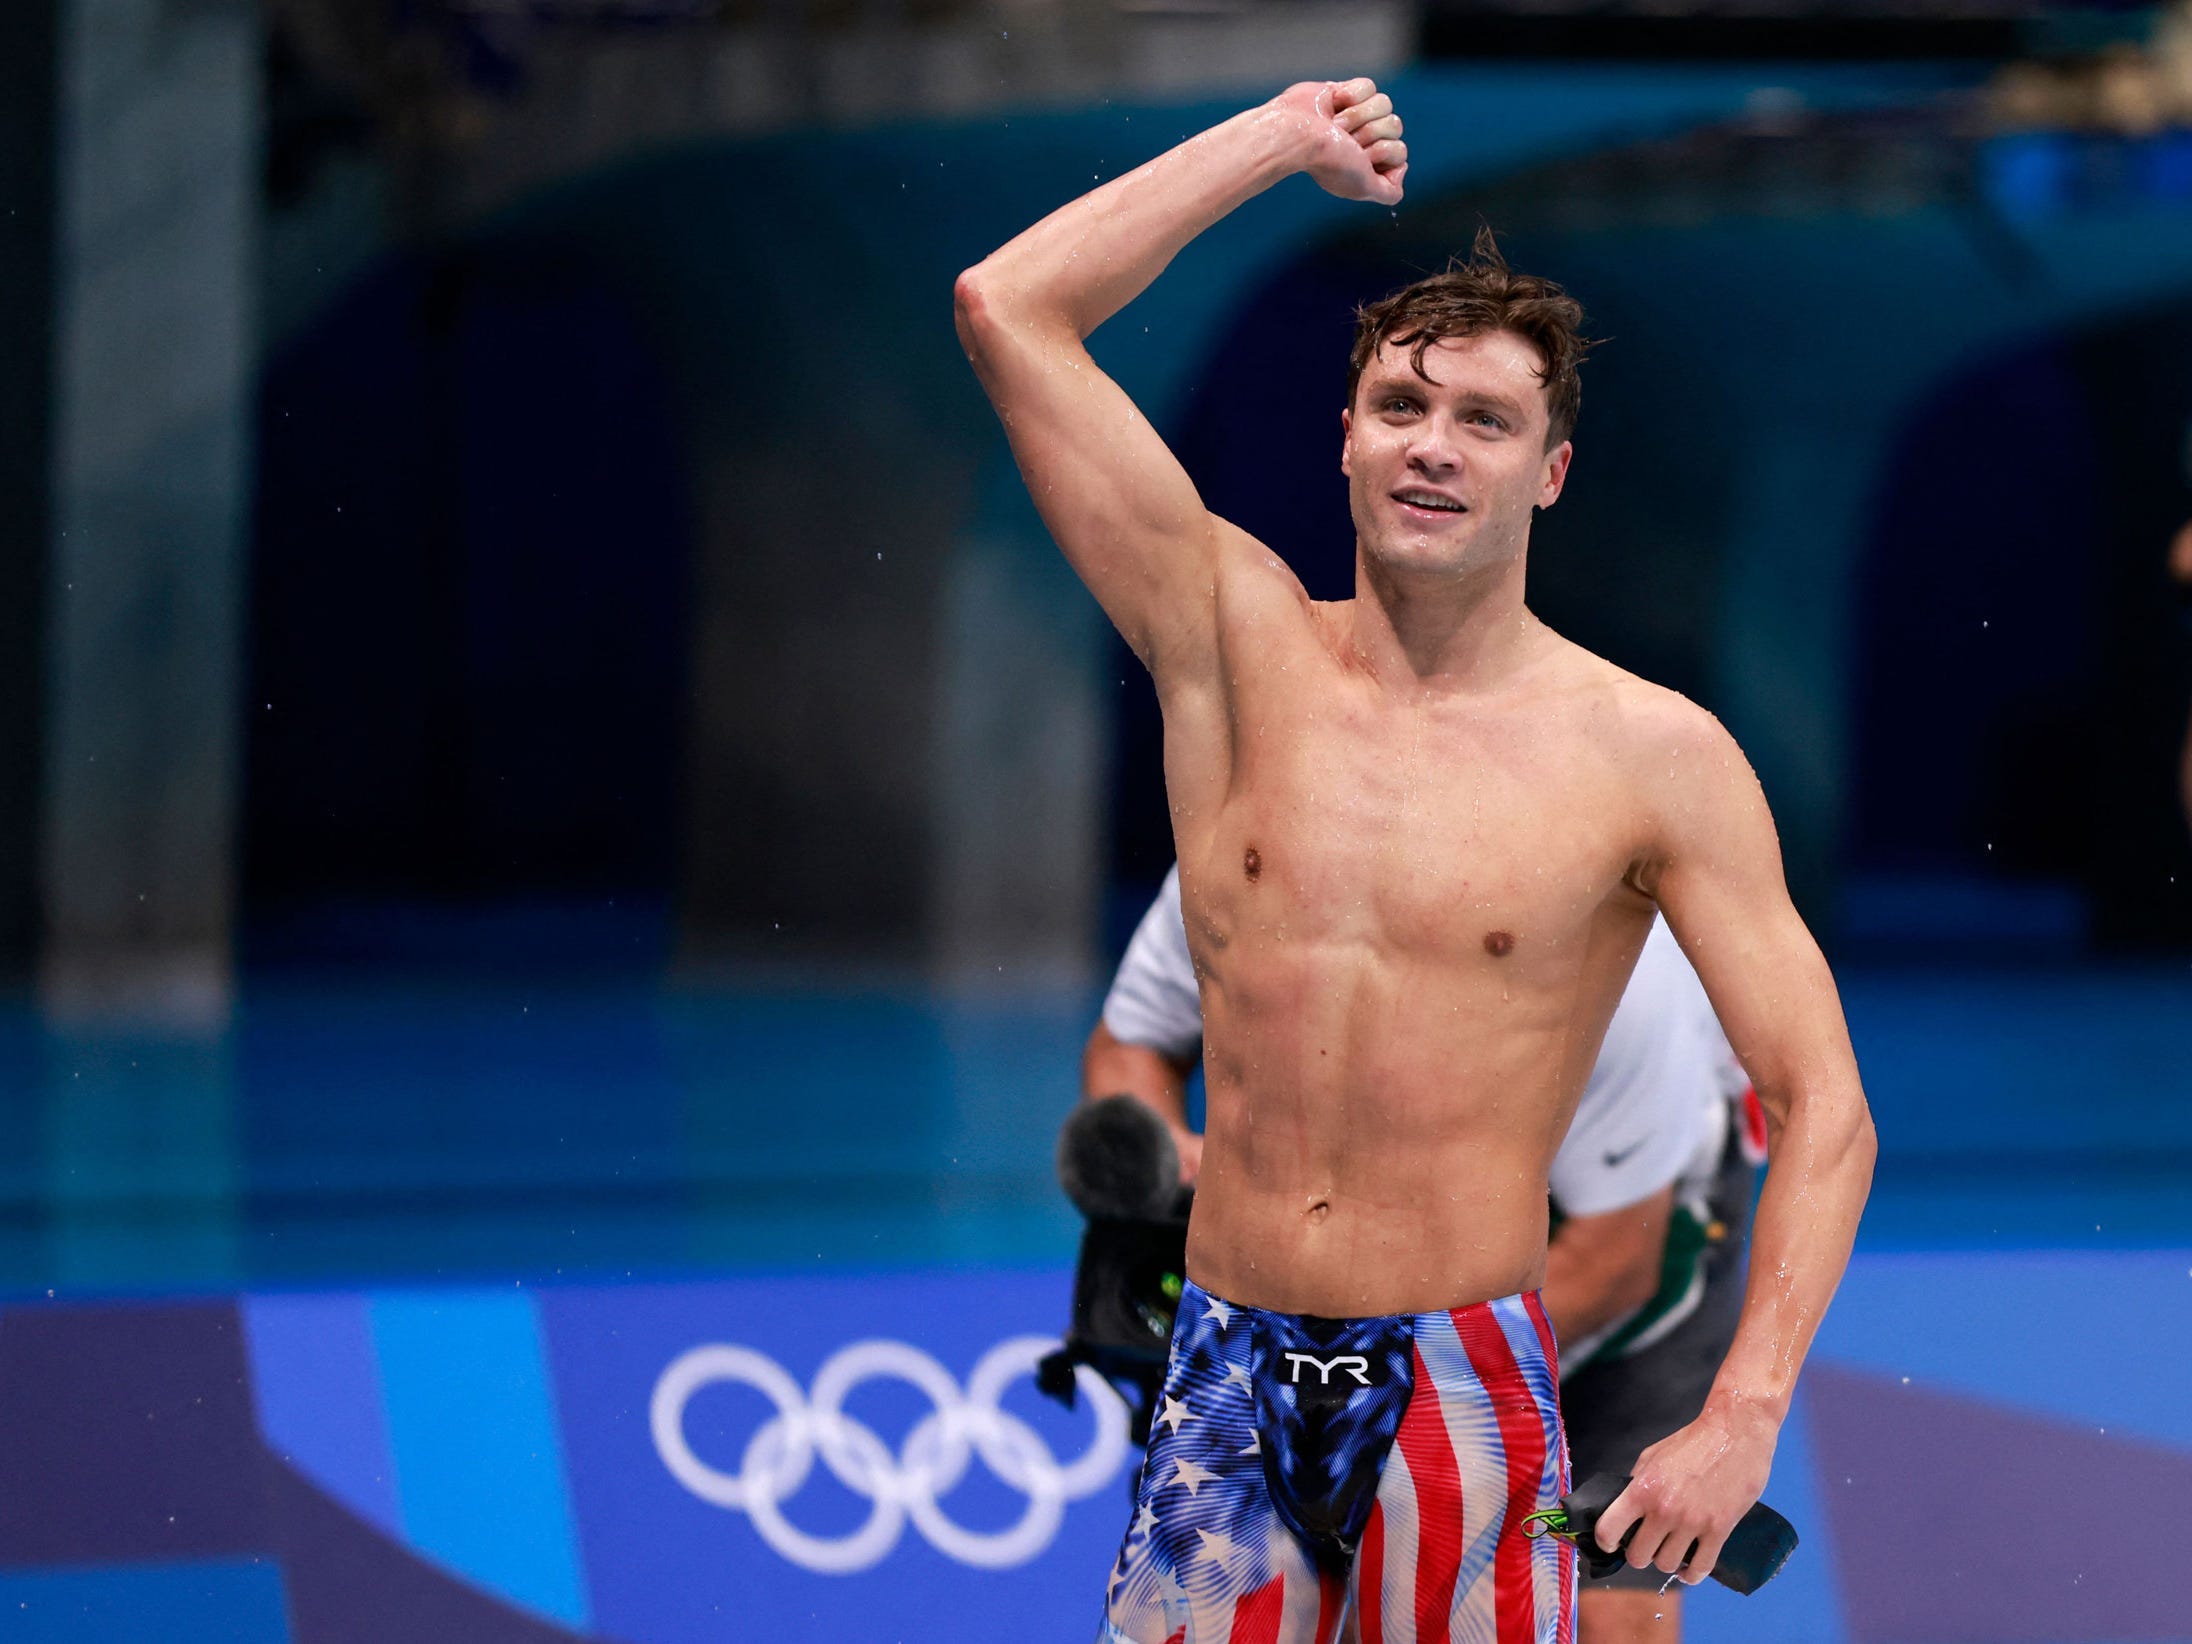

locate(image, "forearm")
(1082, 1023), (1194, 1130)
(1541, 1191), (1669, 1344)
(961, 100), (1314, 341)
(1542, 1240), (1645, 1344)
(1708, 1077), (1875, 1419)
(1082, 1024), (1201, 1185)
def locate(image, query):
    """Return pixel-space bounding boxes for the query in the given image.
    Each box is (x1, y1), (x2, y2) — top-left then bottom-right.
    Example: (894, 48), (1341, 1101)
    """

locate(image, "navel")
(1243, 846), (1262, 882)
(1483, 929), (1515, 957)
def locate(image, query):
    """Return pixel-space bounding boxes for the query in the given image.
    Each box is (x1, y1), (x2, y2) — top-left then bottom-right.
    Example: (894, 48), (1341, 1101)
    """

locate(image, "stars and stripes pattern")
(1100, 1281), (1574, 1644)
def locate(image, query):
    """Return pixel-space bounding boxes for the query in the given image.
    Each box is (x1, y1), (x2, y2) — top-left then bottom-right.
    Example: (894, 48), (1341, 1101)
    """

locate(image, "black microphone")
(1057, 1095), (1181, 1221)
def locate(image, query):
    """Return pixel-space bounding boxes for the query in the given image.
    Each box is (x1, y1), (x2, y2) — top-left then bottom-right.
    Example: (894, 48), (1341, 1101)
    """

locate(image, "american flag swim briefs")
(1099, 1278), (1575, 1644)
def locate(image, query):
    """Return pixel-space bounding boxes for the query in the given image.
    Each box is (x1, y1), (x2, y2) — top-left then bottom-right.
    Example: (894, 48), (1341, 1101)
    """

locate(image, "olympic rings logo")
(650, 1336), (1131, 1573)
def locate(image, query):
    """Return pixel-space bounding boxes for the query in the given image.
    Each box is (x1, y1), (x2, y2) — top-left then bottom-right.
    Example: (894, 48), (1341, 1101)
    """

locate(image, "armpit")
(1621, 854), (1664, 901)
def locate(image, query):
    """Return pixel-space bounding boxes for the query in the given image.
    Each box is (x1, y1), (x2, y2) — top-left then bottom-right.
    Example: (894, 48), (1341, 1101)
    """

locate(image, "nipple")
(1244, 846), (1262, 882)
(1484, 929), (1515, 957)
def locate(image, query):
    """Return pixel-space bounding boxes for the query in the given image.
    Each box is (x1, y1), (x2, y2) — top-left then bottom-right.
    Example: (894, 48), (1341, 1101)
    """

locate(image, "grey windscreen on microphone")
(1056, 1095), (1181, 1220)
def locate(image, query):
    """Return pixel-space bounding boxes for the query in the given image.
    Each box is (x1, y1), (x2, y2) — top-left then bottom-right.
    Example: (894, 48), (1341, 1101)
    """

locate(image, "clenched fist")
(1275, 77), (1407, 206)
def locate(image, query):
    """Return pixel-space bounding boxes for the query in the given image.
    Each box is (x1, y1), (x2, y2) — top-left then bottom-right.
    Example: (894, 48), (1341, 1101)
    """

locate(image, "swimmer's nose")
(1405, 430), (1462, 478)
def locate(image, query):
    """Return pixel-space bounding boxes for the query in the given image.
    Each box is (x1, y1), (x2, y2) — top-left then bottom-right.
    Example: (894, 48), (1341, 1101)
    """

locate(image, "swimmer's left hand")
(1593, 1391), (1779, 1586)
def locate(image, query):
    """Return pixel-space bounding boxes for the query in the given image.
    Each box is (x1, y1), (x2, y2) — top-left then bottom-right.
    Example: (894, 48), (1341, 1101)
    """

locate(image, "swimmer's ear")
(1536, 439), (1572, 510)
(1339, 407), (1353, 477)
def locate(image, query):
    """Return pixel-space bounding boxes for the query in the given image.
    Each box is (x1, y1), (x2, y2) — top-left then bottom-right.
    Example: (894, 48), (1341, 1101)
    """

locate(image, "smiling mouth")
(1392, 491), (1468, 518)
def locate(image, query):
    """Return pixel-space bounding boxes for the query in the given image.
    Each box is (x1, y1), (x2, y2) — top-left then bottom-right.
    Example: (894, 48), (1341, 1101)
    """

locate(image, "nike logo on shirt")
(1602, 1139), (1648, 1168)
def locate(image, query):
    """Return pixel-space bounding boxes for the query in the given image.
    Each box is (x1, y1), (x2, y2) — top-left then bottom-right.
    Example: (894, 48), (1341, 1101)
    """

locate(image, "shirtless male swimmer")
(954, 77), (1876, 1644)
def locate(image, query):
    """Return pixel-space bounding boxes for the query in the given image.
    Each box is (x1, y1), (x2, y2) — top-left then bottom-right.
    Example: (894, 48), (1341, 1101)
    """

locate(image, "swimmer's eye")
(1466, 411), (1509, 432)
(1378, 395), (1418, 415)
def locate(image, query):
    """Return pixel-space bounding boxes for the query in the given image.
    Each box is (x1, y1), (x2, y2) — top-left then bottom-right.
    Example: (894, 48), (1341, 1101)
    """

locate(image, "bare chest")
(1192, 641), (1640, 968)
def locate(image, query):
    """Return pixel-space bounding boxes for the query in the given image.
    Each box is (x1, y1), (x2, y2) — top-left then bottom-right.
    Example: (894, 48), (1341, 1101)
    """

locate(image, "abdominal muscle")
(1182, 941), (1600, 1318)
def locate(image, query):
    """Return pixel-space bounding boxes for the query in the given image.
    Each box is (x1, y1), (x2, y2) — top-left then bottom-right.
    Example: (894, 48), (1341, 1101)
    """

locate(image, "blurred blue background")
(2, 2), (2191, 1640)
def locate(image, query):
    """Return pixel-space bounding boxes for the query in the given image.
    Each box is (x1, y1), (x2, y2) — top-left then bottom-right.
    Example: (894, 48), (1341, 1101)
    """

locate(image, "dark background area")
(246, 246), (692, 965)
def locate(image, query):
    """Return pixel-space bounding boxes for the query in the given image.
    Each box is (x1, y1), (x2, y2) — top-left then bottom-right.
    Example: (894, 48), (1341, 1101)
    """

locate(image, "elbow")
(955, 262), (1062, 353)
(1824, 1078), (1879, 1177)
(953, 265), (998, 351)
(952, 265), (986, 323)
(1769, 1077), (1878, 1184)
(1848, 1102), (1880, 1184)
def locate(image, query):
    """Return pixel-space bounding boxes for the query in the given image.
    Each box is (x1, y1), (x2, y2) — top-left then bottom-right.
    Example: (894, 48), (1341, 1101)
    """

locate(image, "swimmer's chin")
(1358, 533), (1486, 577)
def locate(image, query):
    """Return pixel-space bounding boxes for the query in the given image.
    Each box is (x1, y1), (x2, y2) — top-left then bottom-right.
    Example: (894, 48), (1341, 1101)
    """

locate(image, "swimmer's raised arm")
(1609, 699), (1877, 1584)
(952, 79), (1405, 672)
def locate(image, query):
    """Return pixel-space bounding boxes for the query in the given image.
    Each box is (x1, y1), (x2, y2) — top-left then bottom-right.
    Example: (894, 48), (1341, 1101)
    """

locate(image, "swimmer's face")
(1339, 331), (1571, 576)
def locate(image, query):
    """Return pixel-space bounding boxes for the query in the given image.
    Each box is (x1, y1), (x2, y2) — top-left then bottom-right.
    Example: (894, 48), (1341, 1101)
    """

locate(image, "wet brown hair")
(1346, 225), (1594, 449)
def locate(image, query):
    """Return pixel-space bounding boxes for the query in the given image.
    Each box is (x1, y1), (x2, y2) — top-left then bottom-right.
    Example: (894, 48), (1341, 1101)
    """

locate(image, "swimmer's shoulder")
(1152, 519), (1310, 694)
(1209, 517), (1328, 631)
(1607, 668), (1720, 744)
(1593, 668), (1770, 883)
(1513, 633), (1676, 723)
(1543, 642), (1728, 752)
(1534, 641), (1752, 791)
(1210, 518), (1307, 594)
